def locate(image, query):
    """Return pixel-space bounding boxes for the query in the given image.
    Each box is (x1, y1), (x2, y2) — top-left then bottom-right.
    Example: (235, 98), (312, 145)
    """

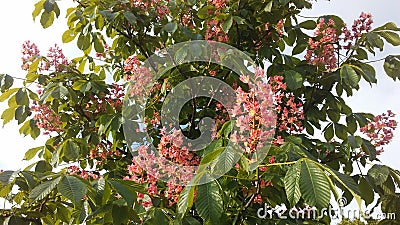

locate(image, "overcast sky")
(0, 0), (398, 172)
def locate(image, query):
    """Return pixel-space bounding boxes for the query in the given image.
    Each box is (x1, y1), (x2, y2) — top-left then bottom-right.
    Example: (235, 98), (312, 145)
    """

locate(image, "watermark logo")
(122, 40), (276, 186)
(257, 197), (396, 221)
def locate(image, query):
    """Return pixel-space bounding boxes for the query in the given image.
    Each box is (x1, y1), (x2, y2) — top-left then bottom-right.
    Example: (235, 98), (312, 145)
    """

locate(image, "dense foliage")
(1, 0), (400, 224)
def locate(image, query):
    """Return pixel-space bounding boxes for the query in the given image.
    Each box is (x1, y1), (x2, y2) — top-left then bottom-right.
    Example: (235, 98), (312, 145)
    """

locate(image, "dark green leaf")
(163, 22), (178, 33)
(222, 16), (233, 33)
(368, 164), (390, 185)
(123, 11), (137, 25)
(16, 89), (29, 106)
(195, 181), (223, 223)
(299, 20), (317, 29)
(30, 176), (62, 202)
(283, 70), (303, 90)
(284, 160), (301, 207)
(299, 160), (331, 208)
(178, 185), (195, 217)
(359, 177), (374, 205)
(57, 176), (87, 205)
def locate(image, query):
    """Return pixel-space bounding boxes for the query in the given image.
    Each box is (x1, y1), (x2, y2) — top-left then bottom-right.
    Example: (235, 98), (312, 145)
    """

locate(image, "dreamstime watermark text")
(257, 198), (396, 221)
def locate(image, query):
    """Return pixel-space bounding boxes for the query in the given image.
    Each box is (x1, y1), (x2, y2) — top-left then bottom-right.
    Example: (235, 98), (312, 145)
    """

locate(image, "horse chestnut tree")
(0, 0), (400, 224)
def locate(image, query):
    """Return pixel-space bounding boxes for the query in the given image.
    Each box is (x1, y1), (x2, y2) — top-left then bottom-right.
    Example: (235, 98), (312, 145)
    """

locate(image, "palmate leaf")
(195, 181), (223, 224)
(57, 176), (87, 205)
(284, 160), (302, 207)
(177, 185), (195, 218)
(30, 176), (62, 202)
(299, 160), (331, 208)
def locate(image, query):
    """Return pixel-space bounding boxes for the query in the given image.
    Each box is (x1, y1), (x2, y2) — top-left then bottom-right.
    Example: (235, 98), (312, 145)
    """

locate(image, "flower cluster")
(67, 165), (101, 180)
(129, 0), (169, 20)
(89, 143), (121, 165)
(46, 44), (69, 71)
(21, 41), (69, 72)
(342, 12), (373, 50)
(230, 70), (276, 154)
(208, 0), (227, 9)
(31, 102), (64, 135)
(269, 76), (304, 133)
(124, 56), (153, 98)
(180, 10), (194, 28)
(95, 44), (112, 59)
(124, 138), (199, 207)
(360, 110), (397, 155)
(205, 20), (229, 42)
(276, 19), (285, 36)
(83, 84), (124, 119)
(305, 19), (339, 71)
(21, 41), (41, 71)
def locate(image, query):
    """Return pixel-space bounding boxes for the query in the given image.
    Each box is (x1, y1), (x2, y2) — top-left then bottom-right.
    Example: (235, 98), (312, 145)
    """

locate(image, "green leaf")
(355, 48), (368, 60)
(64, 140), (80, 161)
(373, 22), (400, 31)
(57, 176), (87, 205)
(383, 55), (400, 81)
(108, 179), (142, 206)
(43, 0), (54, 12)
(358, 62), (377, 84)
(299, 160), (331, 208)
(214, 146), (240, 173)
(195, 181), (223, 223)
(0, 88), (18, 102)
(1, 107), (16, 125)
(222, 16), (233, 33)
(77, 34), (91, 51)
(123, 11), (137, 25)
(284, 160), (302, 207)
(197, 6), (214, 19)
(94, 37), (104, 53)
(112, 205), (129, 224)
(299, 20), (317, 29)
(264, 1), (273, 12)
(362, 138), (377, 160)
(376, 31), (400, 46)
(324, 123), (334, 141)
(182, 217), (202, 225)
(178, 185), (195, 217)
(200, 147), (225, 165)
(368, 164), (390, 186)
(292, 43), (307, 55)
(175, 46), (188, 64)
(359, 177), (374, 206)
(62, 29), (76, 43)
(341, 65), (360, 88)
(163, 22), (178, 33)
(366, 32), (384, 51)
(218, 120), (234, 138)
(32, 0), (46, 20)
(283, 70), (303, 90)
(24, 146), (43, 160)
(327, 109), (340, 123)
(40, 11), (54, 29)
(51, 85), (69, 99)
(15, 89), (29, 106)
(0, 170), (18, 186)
(30, 176), (62, 202)
(346, 115), (358, 134)
(334, 123), (347, 140)
(94, 177), (111, 205)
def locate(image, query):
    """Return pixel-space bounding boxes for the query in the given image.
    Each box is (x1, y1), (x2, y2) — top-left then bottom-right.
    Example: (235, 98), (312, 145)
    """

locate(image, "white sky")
(0, 0), (398, 223)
